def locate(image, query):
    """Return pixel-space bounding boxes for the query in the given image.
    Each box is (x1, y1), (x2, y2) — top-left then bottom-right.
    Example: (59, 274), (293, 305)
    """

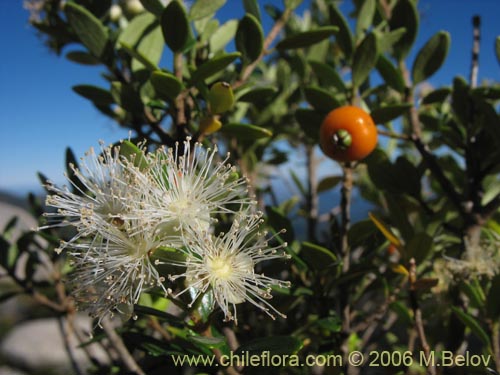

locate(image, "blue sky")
(0, 0), (499, 196)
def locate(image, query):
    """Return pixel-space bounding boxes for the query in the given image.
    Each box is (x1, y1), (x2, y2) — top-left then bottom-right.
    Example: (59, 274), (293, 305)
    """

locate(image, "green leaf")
(284, 0), (303, 10)
(317, 176), (342, 193)
(220, 123), (272, 139)
(295, 108), (323, 142)
(237, 86), (277, 104)
(376, 55), (405, 93)
(161, 0), (192, 52)
(189, 52), (240, 84)
(139, 0), (164, 17)
(487, 275), (500, 319)
(355, 0), (376, 38)
(300, 242), (337, 271)
(405, 232), (433, 264)
(150, 71), (184, 100)
(389, 0), (419, 60)
(451, 307), (491, 348)
(412, 31), (450, 84)
(496, 36), (500, 64)
(243, 0), (261, 21)
(120, 141), (148, 170)
(65, 147), (87, 195)
(118, 13), (156, 47)
(352, 32), (379, 88)
(308, 60), (346, 91)
(236, 336), (303, 356)
(209, 19), (238, 53)
(134, 305), (184, 325)
(451, 76), (470, 127)
(189, 0), (226, 20)
(0, 236), (11, 269)
(459, 281), (485, 310)
(72, 85), (114, 106)
(65, 51), (100, 65)
(370, 104), (411, 124)
(235, 14), (263, 62)
(276, 26), (338, 50)
(304, 86), (340, 112)
(119, 41), (159, 71)
(188, 335), (226, 348)
(111, 82), (144, 113)
(377, 27), (407, 54)
(65, 2), (109, 59)
(329, 4), (353, 59)
(422, 87), (451, 104)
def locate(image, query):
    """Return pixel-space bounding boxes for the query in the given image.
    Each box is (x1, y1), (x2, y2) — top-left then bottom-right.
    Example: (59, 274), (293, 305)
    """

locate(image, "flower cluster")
(41, 138), (290, 324)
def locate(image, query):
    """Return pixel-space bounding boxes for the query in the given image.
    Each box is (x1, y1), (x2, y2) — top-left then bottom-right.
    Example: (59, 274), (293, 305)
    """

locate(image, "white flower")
(42, 141), (147, 253)
(168, 211), (291, 324)
(137, 138), (254, 244)
(66, 218), (168, 324)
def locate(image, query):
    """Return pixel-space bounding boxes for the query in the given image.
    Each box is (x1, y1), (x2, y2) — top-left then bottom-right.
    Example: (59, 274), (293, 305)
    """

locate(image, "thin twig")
(101, 318), (145, 375)
(234, 8), (293, 89)
(222, 326), (239, 352)
(305, 144), (318, 241)
(377, 129), (410, 141)
(409, 258), (436, 375)
(469, 15), (481, 89)
(492, 321), (500, 374)
(58, 315), (85, 375)
(174, 52), (186, 128)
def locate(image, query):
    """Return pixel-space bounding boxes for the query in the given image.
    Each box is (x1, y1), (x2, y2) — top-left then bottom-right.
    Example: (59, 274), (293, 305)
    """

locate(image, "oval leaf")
(189, 0), (226, 20)
(412, 31), (450, 84)
(237, 86), (277, 103)
(300, 242), (337, 271)
(496, 36), (500, 64)
(221, 123), (272, 139)
(209, 19), (238, 53)
(368, 212), (402, 248)
(276, 26), (338, 50)
(356, 0), (376, 38)
(120, 141), (148, 170)
(370, 104), (411, 124)
(304, 86), (341, 112)
(376, 55), (405, 93)
(422, 87), (451, 104)
(451, 307), (491, 348)
(295, 108), (323, 142)
(189, 52), (240, 84)
(329, 4), (353, 59)
(139, 0), (164, 17)
(150, 71), (184, 100)
(308, 60), (346, 91)
(405, 232), (433, 264)
(65, 2), (109, 59)
(161, 0), (191, 52)
(317, 176), (342, 193)
(72, 85), (114, 105)
(243, 0), (261, 22)
(389, 0), (419, 60)
(66, 50), (100, 65)
(235, 14), (263, 62)
(352, 32), (379, 88)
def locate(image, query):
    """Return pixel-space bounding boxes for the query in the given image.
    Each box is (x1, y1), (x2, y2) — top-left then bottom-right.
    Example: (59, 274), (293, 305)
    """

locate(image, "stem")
(305, 144), (318, 241)
(340, 164), (353, 274)
(469, 15), (481, 89)
(409, 258), (436, 375)
(101, 318), (145, 375)
(174, 52), (186, 128)
(493, 321), (500, 374)
(58, 316), (84, 375)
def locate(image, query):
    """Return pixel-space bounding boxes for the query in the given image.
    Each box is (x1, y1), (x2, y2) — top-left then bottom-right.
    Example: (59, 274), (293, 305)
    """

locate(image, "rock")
(0, 316), (109, 375)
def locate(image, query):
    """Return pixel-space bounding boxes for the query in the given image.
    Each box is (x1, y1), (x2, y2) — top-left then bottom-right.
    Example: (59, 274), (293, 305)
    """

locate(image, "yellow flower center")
(207, 257), (233, 280)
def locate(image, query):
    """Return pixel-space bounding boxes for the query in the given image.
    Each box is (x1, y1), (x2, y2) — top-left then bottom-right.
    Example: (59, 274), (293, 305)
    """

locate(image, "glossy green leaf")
(72, 85), (114, 105)
(300, 241), (337, 271)
(317, 176), (342, 193)
(355, 0), (376, 38)
(118, 12), (156, 47)
(329, 4), (353, 59)
(139, 0), (164, 17)
(472, 96), (500, 141)
(276, 26), (338, 50)
(389, 0), (419, 60)
(377, 28), (407, 54)
(370, 104), (411, 124)
(235, 14), (264, 62)
(295, 108), (323, 142)
(189, 52), (240, 84)
(304, 86), (341, 112)
(352, 32), (379, 88)
(237, 336), (303, 356)
(150, 71), (184, 100)
(376, 55), (405, 93)
(120, 141), (148, 170)
(405, 232), (433, 264)
(65, 2), (109, 59)
(188, 335), (226, 348)
(285, 0), (303, 10)
(451, 307), (491, 348)
(451, 76), (470, 127)
(65, 51), (100, 65)
(308, 60), (346, 91)
(238, 86), (277, 103)
(65, 147), (86, 195)
(243, 0), (261, 22)
(189, 0), (226, 20)
(459, 281), (485, 310)
(134, 305), (184, 325)
(487, 274), (500, 319)
(220, 123), (272, 139)
(412, 31), (450, 84)
(161, 0), (191, 52)
(209, 19), (238, 53)
(422, 87), (451, 104)
(111, 82), (144, 113)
